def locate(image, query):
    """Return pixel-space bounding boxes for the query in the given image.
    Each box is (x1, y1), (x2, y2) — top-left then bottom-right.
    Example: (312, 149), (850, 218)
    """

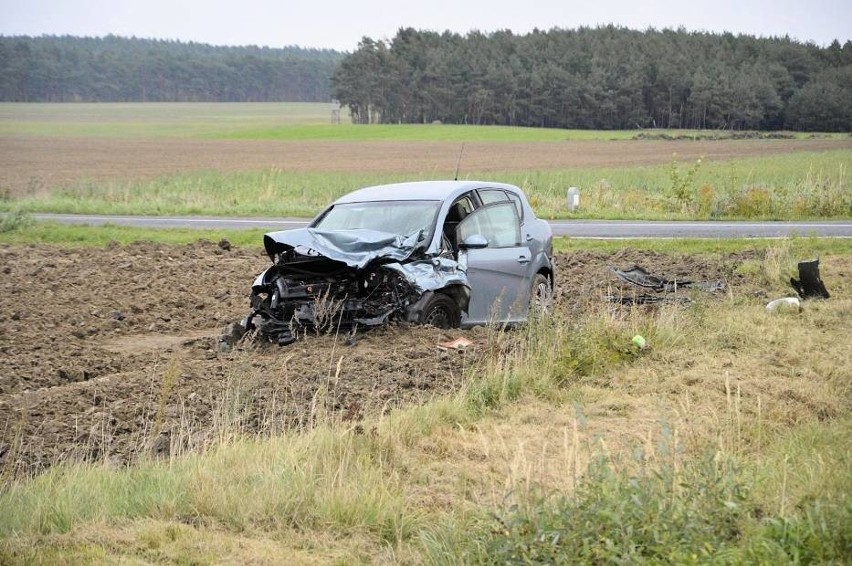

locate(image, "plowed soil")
(0, 242), (756, 476)
(1, 137), (850, 195)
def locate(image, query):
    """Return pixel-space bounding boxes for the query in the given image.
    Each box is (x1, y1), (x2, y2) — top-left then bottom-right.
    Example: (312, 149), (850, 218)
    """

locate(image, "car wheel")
(419, 293), (461, 328)
(530, 273), (553, 316)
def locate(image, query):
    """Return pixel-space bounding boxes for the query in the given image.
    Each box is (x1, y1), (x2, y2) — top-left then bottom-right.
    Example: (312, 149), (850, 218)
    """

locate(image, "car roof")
(333, 180), (522, 204)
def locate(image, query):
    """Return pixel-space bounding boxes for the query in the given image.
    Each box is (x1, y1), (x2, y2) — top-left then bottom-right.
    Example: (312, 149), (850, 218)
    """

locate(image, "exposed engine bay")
(244, 228), (469, 345)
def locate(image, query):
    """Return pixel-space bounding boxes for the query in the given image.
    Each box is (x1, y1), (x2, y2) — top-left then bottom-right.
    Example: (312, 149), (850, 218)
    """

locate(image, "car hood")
(263, 227), (423, 269)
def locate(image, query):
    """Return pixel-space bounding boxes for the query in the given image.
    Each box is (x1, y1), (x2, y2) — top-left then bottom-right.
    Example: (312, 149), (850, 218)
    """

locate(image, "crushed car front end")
(245, 227), (468, 345)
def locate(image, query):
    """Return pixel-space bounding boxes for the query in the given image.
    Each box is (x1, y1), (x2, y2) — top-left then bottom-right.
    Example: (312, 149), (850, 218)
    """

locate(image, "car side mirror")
(458, 234), (488, 249)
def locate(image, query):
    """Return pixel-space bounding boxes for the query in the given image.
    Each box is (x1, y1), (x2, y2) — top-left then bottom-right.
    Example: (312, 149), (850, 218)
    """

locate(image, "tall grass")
(518, 151), (850, 219)
(466, 416), (850, 564)
(0, 222), (268, 247)
(0, 207), (33, 233)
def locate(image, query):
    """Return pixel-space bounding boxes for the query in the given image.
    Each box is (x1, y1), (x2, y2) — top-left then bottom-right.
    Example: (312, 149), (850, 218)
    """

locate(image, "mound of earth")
(0, 241), (757, 476)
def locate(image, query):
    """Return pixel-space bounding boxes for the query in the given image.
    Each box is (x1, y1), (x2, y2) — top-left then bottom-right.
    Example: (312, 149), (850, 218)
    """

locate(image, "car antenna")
(453, 143), (465, 181)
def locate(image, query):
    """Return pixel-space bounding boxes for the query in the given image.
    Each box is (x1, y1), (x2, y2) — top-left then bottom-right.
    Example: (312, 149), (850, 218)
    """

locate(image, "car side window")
(457, 202), (521, 248)
(478, 188), (524, 221)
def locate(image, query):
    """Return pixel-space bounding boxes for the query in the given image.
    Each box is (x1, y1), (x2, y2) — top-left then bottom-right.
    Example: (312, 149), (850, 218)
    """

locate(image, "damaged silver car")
(244, 181), (554, 345)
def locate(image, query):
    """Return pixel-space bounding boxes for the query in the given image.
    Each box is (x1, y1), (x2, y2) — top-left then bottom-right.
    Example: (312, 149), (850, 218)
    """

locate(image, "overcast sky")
(1, 0), (849, 51)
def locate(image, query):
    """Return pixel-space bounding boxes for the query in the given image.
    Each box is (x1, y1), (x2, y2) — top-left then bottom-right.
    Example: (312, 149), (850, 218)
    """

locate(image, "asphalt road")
(32, 213), (852, 239)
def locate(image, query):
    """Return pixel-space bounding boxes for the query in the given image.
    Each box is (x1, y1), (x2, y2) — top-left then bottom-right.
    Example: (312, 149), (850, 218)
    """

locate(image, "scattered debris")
(607, 265), (724, 307)
(218, 238), (232, 251)
(766, 297), (802, 313)
(437, 337), (474, 352)
(606, 294), (691, 306)
(610, 265), (726, 293)
(790, 259), (830, 299)
(631, 335), (648, 349)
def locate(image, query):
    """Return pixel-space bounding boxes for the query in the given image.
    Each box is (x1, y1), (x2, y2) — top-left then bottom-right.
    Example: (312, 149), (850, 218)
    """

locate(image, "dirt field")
(0, 241), (757, 476)
(1, 137), (849, 196)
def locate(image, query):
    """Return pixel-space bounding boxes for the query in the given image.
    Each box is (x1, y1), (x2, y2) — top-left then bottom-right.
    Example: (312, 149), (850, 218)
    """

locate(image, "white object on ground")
(765, 297), (802, 312)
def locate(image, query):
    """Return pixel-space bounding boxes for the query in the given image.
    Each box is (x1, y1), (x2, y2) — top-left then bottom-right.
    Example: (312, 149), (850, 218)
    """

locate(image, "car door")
(456, 201), (533, 326)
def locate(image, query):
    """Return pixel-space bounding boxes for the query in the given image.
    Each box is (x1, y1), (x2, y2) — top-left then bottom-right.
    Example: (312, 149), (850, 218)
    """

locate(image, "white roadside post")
(567, 187), (580, 212)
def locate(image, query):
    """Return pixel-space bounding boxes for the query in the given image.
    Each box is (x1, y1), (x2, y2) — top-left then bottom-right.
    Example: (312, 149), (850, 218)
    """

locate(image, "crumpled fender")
(382, 256), (468, 293)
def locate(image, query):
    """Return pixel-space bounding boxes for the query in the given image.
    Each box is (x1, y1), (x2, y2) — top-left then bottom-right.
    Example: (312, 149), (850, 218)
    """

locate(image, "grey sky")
(1, 0), (849, 51)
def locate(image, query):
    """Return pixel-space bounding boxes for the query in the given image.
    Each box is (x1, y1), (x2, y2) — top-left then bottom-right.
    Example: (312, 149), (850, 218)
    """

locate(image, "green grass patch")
(219, 123), (644, 142)
(0, 207), (35, 233)
(0, 221), (267, 247)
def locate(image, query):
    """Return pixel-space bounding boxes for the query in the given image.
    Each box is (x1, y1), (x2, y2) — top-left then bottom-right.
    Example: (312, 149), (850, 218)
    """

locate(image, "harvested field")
(0, 241), (758, 476)
(1, 136), (849, 196)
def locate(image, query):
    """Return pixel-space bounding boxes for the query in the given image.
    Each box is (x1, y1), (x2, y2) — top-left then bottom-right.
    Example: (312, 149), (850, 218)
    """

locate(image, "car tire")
(419, 293), (461, 328)
(530, 273), (553, 316)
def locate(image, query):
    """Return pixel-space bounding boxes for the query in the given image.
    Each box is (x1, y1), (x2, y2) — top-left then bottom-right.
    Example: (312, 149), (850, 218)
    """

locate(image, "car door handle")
(517, 255), (530, 265)
(525, 234), (533, 241)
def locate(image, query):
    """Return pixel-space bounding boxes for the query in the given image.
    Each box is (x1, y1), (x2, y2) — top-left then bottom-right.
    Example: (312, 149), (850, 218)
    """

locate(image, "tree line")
(0, 35), (343, 102)
(332, 27), (852, 131)
(2, 30), (849, 132)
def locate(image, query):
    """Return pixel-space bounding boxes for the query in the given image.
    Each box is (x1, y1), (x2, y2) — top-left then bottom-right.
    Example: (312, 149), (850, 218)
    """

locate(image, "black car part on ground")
(606, 294), (692, 306)
(606, 264), (727, 307)
(610, 265), (726, 293)
(790, 259), (830, 299)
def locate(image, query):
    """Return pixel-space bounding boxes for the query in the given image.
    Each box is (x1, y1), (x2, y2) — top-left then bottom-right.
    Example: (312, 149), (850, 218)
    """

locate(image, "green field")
(0, 102), (621, 140)
(0, 102), (343, 138)
(2, 102), (847, 141)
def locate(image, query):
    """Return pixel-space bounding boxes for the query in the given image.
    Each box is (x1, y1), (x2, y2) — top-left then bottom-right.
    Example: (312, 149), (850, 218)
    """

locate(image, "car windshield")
(314, 200), (441, 240)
